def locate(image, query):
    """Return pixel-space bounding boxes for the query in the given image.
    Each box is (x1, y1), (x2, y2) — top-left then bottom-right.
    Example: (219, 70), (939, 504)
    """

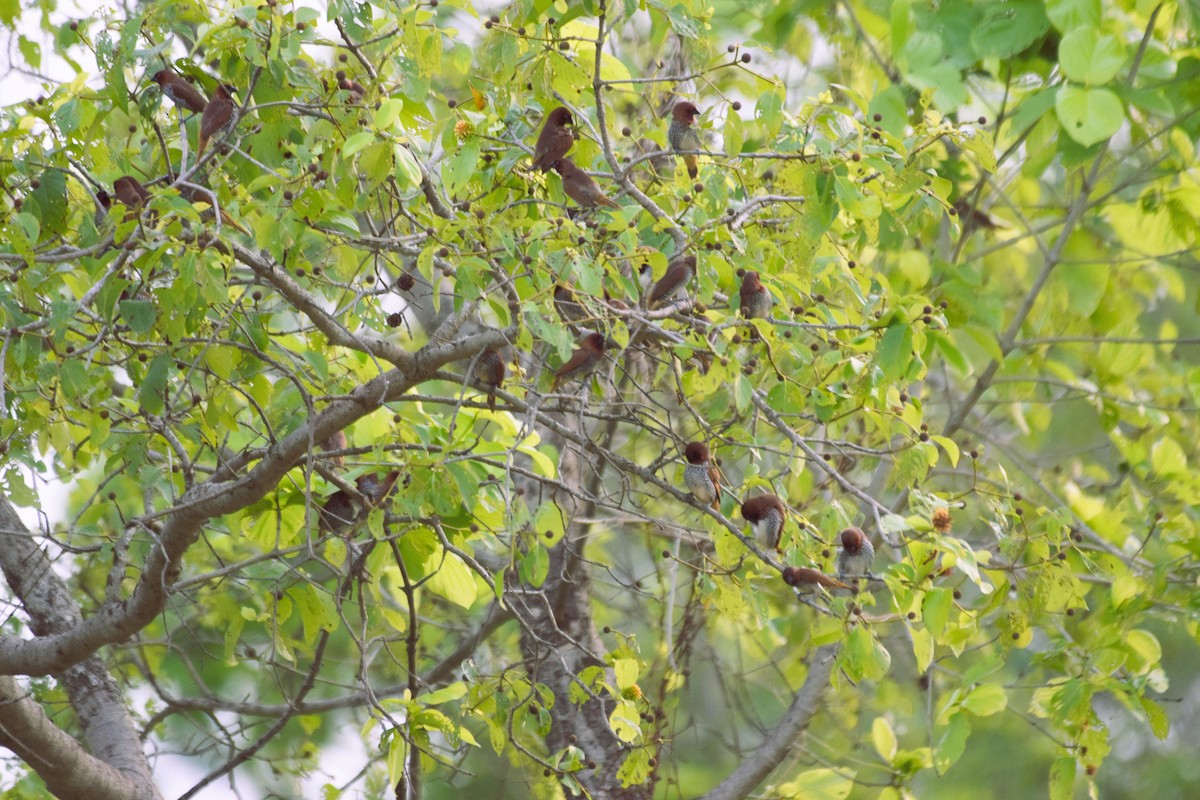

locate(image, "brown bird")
(358, 471), (400, 507)
(552, 332), (607, 389)
(320, 430), (348, 467)
(647, 254), (696, 308)
(94, 190), (112, 228)
(531, 106), (574, 172)
(474, 347), (505, 411)
(741, 493), (787, 551)
(553, 159), (620, 209)
(739, 270), (772, 319)
(151, 69), (208, 114)
(318, 471), (399, 533)
(319, 489), (357, 533)
(683, 442), (721, 510)
(338, 76), (366, 104)
(197, 83), (238, 158)
(112, 176), (152, 221)
(667, 102), (702, 179)
(175, 181), (251, 234)
(553, 283), (588, 324)
(782, 566), (856, 593)
(836, 527), (875, 580)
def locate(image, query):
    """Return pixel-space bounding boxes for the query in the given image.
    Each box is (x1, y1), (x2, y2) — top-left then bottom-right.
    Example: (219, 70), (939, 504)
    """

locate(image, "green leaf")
(138, 355), (171, 414)
(877, 323), (914, 382)
(724, 111), (743, 159)
(394, 143), (423, 187)
(533, 504), (565, 546)
(522, 544), (549, 588)
(1049, 757), (1076, 800)
(374, 98), (405, 130)
(423, 682), (468, 706)
(970, 0), (1049, 59)
(911, 626), (935, 673)
(1150, 437), (1187, 478)
(1059, 27), (1126, 85)
(1056, 86), (1125, 146)
(1140, 696), (1170, 740)
(935, 712), (970, 774)
(295, 584), (338, 643)
(922, 588), (952, 637)
(1046, 0), (1101, 31)
(962, 683), (1007, 716)
(442, 140), (480, 197)
(427, 551), (478, 609)
(776, 768), (855, 800)
(613, 658), (638, 690)
(872, 716), (897, 761)
(342, 130), (376, 157)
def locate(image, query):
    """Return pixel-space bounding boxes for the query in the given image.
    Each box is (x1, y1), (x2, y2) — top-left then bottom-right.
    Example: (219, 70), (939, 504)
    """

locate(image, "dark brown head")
(840, 527), (866, 553)
(741, 493), (785, 522)
(113, 176), (151, 208)
(741, 271), (762, 290)
(684, 442), (710, 464)
(212, 83), (237, 100)
(151, 69), (172, 86)
(581, 332), (606, 353)
(546, 106), (573, 127)
(672, 102), (700, 125)
(552, 158), (580, 178)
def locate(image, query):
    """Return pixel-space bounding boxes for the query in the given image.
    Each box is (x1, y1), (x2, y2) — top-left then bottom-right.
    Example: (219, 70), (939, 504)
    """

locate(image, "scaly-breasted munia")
(553, 283), (588, 324)
(836, 526), (875, 580)
(739, 270), (772, 319)
(638, 263), (653, 291)
(667, 102), (702, 179)
(647, 254), (696, 308)
(474, 347), (505, 410)
(175, 181), (250, 234)
(553, 159), (620, 209)
(338, 77), (366, 104)
(782, 566), (855, 593)
(320, 430), (348, 467)
(358, 471), (400, 507)
(683, 442), (721, 510)
(741, 493), (787, 551)
(319, 471), (399, 532)
(197, 84), (238, 157)
(151, 69), (208, 114)
(552, 332), (606, 389)
(319, 489), (357, 532)
(531, 106), (574, 172)
(112, 176), (152, 220)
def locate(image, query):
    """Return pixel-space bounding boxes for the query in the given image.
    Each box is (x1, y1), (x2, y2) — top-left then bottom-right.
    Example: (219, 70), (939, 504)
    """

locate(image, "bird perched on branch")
(683, 442), (722, 511)
(647, 254), (696, 309)
(320, 430), (348, 467)
(531, 106), (574, 172)
(106, 176), (152, 222)
(836, 527), (875, 580)
(474, 347), (506, 411)
(782, 566), (856, 593)
(150, 69), (208, 114)
(174, 181), (251, 234)
(741, 493), (787, 551)
(553, 159), (620, 209)
(553, 283), (588, 324)
(319, 471), (401, 533)
(197, 83), (238, 157)
(667, 102), (702, 179)
(552, 332), (607, 389)
(739, 270), (772, 319)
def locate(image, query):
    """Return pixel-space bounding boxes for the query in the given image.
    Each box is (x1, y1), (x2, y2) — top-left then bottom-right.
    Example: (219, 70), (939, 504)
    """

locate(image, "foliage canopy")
(0, 0), (1198, 798)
